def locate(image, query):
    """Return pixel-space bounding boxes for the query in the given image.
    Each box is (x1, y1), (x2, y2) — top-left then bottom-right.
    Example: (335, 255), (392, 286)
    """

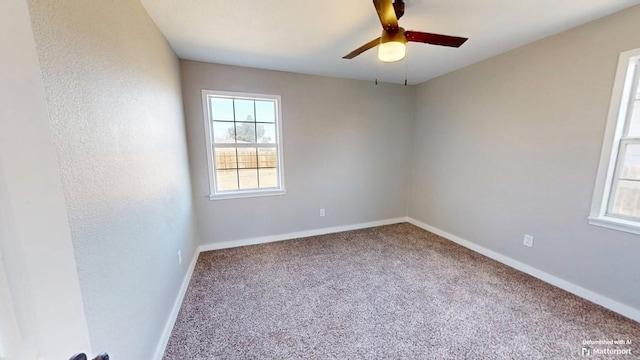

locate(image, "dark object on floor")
(69, 352), (109, 360)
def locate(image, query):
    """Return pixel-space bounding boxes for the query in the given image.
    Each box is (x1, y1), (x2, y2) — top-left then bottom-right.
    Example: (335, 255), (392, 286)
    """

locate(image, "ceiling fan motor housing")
(381, 27), (406, 45)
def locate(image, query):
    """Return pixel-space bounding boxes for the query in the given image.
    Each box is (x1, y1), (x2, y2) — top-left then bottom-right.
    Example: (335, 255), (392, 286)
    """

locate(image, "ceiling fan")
(343, 0), (468, 63)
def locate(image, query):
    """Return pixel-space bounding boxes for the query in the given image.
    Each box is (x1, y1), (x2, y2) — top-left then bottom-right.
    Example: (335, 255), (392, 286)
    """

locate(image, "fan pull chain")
(404, 46), (409, 86)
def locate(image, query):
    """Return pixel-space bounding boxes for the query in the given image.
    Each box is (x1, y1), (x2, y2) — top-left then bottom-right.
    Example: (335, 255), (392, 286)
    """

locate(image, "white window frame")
(201, 90), (286, 200)
(589, 48), (640, 234)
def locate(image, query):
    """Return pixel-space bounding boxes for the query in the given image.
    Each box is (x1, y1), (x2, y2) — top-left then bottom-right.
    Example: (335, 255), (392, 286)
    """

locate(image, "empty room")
(2, 0), (640, 359)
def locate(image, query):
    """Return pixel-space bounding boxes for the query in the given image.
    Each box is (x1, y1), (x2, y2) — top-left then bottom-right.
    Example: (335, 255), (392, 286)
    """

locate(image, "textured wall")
(0, 0), (91, 357)
(181, 61), (413, 244)
(409, 6), (640, 310)
(27, 0), (199, 358)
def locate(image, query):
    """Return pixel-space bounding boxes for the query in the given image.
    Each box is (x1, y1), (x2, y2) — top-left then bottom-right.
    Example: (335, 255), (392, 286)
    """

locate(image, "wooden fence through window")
(215, 148), (277, 169)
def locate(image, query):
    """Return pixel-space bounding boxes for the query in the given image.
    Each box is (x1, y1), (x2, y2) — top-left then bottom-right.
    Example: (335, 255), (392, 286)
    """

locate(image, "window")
(589, 48), (640, 234)
(201, 90), (285, 200)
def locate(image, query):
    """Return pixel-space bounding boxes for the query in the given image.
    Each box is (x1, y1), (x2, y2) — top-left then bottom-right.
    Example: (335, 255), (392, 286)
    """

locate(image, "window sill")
(209, 189), (286, 201)
(588, 215), (640, 236)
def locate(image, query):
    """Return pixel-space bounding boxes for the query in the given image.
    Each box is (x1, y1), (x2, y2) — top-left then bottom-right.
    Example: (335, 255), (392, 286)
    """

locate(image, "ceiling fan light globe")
(378, 41), (406, 62)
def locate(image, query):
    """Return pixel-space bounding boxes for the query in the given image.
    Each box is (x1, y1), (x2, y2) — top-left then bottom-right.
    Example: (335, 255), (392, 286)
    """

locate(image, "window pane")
(258, 148), (277, 168)
(610, 179), (640, 218)
(210, 98), (234, 121)
(628, 100), (640, 137)
(619, 143), (640, 180)
(255, 101), (275, 123)
(237, 147), (257, 169)
(216, 169), (238, 191)
(234, 99), (254, 122)
(239, 169), (258, 189)
(234, 122), (257, 143)
(257, 124), (276, 144)
(212, 121), (235, 143)
(214, 147), (237, 170)
(611, 142), (640, 217)
(259, 168), (277, 188)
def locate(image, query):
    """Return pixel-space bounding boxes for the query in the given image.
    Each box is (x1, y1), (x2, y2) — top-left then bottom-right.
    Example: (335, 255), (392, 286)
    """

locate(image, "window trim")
(201, 89), (286, 200)
(589, 48), (640, 234)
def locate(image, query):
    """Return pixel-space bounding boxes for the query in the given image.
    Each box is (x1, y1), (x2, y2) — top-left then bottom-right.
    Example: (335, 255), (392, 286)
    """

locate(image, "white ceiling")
(140, 0), (639, 85)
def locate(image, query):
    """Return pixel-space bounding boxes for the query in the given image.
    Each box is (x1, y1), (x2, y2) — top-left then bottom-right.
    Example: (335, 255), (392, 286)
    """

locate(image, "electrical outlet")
(177, 250), (182, 265)
(523, 234), (534, 248)
(320, 208), (325, 217)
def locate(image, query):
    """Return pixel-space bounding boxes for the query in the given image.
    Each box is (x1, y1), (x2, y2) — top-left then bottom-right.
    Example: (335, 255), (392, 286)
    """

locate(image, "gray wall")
(27, 0), (199, 358)
(409, 6), (640, 310)
(181, 61), (413, 244)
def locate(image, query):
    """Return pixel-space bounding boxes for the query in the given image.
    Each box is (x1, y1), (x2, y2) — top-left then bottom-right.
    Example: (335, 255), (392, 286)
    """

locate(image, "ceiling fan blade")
(343, 37), (381, 59)
(393, 0), (405, 20)
(373, 0), (398, 31)
(405, 31), (468, 48)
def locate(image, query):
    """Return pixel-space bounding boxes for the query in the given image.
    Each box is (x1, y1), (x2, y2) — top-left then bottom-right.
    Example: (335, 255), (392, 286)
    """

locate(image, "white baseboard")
(152, 249), (199, 360)
(199, 217), (409, 252)
(407, 217), (640, 323)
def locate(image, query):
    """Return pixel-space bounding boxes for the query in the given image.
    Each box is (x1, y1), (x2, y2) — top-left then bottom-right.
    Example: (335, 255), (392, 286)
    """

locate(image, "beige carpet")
(163, 223), (639, 359)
